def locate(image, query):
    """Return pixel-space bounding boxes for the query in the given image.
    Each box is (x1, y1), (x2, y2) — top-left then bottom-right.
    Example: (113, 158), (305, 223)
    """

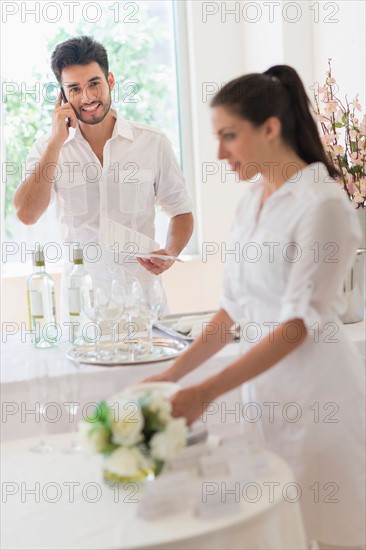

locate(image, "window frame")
(1, 0), (199, 279)
(171, 0), (200, 257)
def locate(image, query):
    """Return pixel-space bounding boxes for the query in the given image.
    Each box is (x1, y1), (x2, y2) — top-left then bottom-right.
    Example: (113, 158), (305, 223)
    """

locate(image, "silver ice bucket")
(340, 248), (366, 324)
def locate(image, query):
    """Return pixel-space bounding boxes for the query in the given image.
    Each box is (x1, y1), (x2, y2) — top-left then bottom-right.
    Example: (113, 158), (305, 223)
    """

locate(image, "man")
(14, 36), (193, 318)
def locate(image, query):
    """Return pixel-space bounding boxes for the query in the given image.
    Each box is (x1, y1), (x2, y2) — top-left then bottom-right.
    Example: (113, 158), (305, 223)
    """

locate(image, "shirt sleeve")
(22, 137), (56, 204)
(155, 134), (193, 217)
(278, 197), (363, 329)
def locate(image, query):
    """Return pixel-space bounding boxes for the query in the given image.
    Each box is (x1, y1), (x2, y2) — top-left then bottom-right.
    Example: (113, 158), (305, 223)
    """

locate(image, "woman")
(146, 66), (365, 549)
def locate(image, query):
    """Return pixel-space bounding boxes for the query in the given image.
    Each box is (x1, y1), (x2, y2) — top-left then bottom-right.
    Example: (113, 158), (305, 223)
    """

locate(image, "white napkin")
(173, 314), (215, 337)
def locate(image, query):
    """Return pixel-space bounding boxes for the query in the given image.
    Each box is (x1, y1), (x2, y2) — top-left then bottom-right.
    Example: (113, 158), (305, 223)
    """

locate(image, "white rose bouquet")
(79, 393), (187, 481)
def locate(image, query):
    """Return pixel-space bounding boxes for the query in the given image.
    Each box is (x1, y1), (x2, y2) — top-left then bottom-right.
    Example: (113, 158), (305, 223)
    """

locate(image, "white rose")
(78, 421), (109, 454)
(109, 397), (144, 446)
(148, 395), (172, 424)
(104, 447), (152, 477)
(150, 418), (187, 461)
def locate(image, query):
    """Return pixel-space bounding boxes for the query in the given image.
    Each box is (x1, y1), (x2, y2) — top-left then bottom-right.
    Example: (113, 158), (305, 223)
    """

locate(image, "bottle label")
(28, 290), (44, 319)
(68, 288), (81, 316)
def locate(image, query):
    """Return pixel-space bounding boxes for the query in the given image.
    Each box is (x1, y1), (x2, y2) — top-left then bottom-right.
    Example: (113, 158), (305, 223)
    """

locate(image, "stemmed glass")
(27, 361), (55, 454)
(97, 279), (126, 360)
(57, 360), (82, 454)
(139, 278), (164, 356)
(121, 270), (142, 361)
(81, 279), (126, 361)
(80, 284), (105, 346)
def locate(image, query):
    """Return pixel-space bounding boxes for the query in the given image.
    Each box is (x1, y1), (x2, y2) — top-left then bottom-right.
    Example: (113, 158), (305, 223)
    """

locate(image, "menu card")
(167, 442), (211, 473)
(137, 471), (197, 520)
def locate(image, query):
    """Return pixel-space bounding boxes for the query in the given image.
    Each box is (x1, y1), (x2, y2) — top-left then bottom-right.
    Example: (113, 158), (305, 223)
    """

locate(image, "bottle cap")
(33, 245), (45, 266)
(73, 247), (84, 263)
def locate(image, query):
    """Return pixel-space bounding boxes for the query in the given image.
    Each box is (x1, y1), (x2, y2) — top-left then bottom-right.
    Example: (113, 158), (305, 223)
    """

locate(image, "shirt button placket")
(100, 146), (110, 246)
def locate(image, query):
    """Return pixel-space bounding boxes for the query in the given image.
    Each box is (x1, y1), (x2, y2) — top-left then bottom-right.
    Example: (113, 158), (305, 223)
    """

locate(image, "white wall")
(162, 0), (248, 313)
(165, 0), (365, 313)
(312, 0), (365, 105)
(2, 0), (365, 324)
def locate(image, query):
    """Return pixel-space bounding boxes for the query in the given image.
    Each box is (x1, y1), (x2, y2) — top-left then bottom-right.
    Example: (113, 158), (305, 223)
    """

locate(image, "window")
(1, 0), (197, 270)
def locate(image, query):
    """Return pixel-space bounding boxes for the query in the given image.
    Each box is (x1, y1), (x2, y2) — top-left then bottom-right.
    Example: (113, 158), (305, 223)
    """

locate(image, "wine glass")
(97, 279), (126, 360)
(56, 360), (82, 454)
(139, 278), (164, 355)
(80, 284), (104, 345)
(80, 283), (119, 361)
(121, 270), (142, 361)
(27, 361), (55, 454)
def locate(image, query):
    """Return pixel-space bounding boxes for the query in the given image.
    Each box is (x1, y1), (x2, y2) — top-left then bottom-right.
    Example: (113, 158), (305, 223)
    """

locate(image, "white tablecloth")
(1, 331), (245, 441)
(1, 321), (364, 549)
(1, 432), (308, 550)
(1, 321), (365, 441)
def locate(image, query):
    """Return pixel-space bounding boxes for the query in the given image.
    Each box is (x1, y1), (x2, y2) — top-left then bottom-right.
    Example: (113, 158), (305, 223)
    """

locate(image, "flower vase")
(341, 248), (366, 323)
(103, 458), (164, 485)
(357, 208), (366, 250)
(103, 466), (156, 484)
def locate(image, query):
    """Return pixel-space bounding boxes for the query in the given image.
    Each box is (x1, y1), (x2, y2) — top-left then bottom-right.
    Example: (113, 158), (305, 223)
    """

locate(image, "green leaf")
(85, 400), (111, 427)
(154, 460), (165, 477)
(102, 442), (119, 456)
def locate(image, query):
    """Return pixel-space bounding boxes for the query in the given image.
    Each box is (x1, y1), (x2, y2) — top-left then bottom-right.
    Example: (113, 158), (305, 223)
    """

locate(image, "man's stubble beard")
(74, 91), (112, 125)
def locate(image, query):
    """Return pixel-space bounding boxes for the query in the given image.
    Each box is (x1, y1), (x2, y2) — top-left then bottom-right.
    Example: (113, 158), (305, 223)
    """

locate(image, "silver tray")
(154, 310), (217, 341)
(66, 337), (188, 366)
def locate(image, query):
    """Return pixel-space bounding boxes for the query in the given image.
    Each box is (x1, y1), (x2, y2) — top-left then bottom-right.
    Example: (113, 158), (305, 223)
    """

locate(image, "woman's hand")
(170, 385), (212, 426)
(141, 367), (179, 384)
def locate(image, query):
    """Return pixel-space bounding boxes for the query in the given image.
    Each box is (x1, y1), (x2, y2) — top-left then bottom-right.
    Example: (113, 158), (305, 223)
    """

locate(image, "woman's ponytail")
(263, 65), (340, 179)
(211, 65), (341, 180)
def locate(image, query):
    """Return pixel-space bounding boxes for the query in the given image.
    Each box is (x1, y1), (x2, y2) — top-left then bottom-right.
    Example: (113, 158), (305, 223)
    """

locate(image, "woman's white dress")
(220, 162), (365, 546)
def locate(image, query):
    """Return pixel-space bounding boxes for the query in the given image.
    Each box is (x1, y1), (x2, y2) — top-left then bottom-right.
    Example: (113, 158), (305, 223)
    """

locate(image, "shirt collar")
(110, 109), (134, 141)
(64, 108), (134, 144)
(247, 162), (327, 198)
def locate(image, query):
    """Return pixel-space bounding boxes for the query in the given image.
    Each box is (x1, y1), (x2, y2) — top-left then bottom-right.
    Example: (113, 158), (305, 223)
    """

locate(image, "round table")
(1, 432), (308, 550)
(1, 321), (364, 548)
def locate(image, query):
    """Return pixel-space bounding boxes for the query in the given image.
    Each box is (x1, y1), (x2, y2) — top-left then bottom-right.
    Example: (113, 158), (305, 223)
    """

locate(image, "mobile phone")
(60, 87), (71, 128)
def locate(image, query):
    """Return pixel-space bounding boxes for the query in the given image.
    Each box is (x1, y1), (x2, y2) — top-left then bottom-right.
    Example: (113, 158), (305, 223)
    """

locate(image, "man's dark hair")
(51, 36), (109, 83)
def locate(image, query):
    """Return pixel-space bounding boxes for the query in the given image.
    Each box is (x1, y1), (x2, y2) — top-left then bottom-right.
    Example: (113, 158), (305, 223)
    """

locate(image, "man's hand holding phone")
(51, 91), (77, 145)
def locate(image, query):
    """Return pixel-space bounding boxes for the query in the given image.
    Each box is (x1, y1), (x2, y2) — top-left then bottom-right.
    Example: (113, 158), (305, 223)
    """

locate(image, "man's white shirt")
(24, 108), (192, 253)
(23, 109), (193, 316)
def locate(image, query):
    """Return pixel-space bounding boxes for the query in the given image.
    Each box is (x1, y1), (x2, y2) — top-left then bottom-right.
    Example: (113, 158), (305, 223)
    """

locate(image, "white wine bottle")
(27, 246), (57, 348)
(68, 247), (93, 345)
